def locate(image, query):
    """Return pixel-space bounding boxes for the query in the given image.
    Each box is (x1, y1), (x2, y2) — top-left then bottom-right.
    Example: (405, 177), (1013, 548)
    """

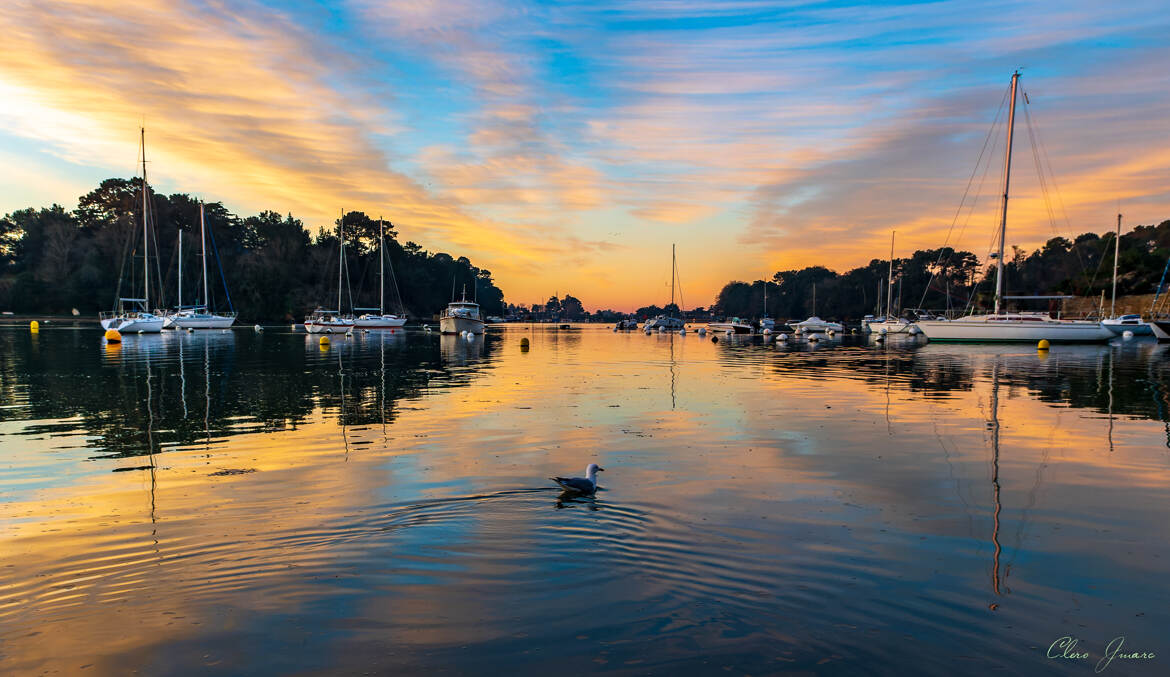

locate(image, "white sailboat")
(166, 201), (237, 329)
(759, 281), (775, 332)
(306, 213), (356, 334)
(100, 128), (164, 334)
(917, 72), (1112, 343)
(865, 231), (914, 335)
(645, 244), (686, 331)
(1100, 213), (1152, 336)
(354, 217), (407, 329)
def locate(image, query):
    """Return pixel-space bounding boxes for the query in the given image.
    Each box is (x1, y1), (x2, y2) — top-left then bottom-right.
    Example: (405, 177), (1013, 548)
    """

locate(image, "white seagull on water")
(551, 463), (604, 494)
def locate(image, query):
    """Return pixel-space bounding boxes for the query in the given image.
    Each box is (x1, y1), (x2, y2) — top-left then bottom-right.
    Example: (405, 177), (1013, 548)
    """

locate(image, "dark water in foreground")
(1, 323), (1168, 675)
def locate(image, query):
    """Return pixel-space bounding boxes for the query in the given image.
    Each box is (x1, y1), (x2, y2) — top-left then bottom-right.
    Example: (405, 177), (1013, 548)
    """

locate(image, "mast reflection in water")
(0, 324), (1167, 676)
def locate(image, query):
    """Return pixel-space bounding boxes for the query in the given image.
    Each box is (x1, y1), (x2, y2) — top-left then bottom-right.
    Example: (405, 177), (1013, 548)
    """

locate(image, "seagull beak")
(597, 467), (605, 472)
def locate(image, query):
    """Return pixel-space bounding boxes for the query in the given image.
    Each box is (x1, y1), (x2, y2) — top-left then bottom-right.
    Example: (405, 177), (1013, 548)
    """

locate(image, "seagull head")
(586, 463), (604, 477)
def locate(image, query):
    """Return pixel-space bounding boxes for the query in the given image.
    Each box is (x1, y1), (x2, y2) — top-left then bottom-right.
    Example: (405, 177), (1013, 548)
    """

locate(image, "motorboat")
(614, 319), (639, 330)
(865, 316), (915, 334)
(440, 295), (484, 335)
(708, 318), (753, 334)
(644, 315), (684, 331)
(791, 316), (844, 333)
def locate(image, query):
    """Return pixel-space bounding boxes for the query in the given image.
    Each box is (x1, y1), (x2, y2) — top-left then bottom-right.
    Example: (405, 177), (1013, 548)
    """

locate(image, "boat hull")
(707, 322), (752, 334)
(440, 316), (484, 334)
(167, 314), (236, 329)
(865, 320), (915, 334)
(353, 315), (407, 329)
(108, 317), (165, 333)
(917, 319), (1112, 342)
(1102, 322), (1153, 336)
(306, 320), (354, 334)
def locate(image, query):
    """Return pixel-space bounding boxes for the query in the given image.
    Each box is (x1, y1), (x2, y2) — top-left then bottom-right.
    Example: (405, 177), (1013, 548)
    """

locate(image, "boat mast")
(338, 210), (345, 314)
(178, 214), (183, 310)
(141, 127), (150, 311)
(993, 72), (1020, 315)
(1111, 212), (1121, 317)
(886, 231), (895, 319)
(200, 201), (209, 310)
(379, 216), (385, 315)
(670, 243), (676, 317)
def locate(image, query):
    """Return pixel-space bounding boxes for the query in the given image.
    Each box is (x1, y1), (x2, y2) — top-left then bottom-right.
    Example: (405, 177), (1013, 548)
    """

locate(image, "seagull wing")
(551, 476), (595, 493)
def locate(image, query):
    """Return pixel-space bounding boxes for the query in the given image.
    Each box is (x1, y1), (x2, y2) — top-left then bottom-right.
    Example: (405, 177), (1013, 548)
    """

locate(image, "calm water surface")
(1, 323), (1168, 675)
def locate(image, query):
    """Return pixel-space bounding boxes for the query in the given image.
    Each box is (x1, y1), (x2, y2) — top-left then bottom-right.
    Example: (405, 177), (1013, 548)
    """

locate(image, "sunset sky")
(1, 0), (1168, 311)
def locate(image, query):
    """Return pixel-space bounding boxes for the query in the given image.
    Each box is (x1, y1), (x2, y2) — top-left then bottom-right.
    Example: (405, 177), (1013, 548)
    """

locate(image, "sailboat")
(758, 281), (776, 332)
(917, 72), (1112, 343)
(645, 244), (685, 331)
(305, 212), (356, 334)
(865, 231), (914, 335)
(354, 217), (408, 329)
(165, 201), (237, 329)
(1100, 213), (1152, 336)
(100, 128), (165, 334)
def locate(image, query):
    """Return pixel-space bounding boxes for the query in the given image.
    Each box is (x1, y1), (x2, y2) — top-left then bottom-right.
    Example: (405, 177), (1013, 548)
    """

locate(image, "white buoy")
(879, 327), (888, 335)
(778, 333), (787, 341)
(345, 331), (353, 338)
(222, 329), (229, 334)
(658, 326), (664, 332)
(762, 328), (771, 335)
(291, 323), (297, 331)
(679, 328), (686, 336)
(137, 330), (144, 334)
(909, 326), (921, 336)
(254, 324), (262, 332)
(697, 327), (707, 335)
(1122, 330), (1134, 339)
(827, 329), (836, 336)
(465, 332), (475, 341)
(187, 327), (195, 333)
(808, 333), (819, 342)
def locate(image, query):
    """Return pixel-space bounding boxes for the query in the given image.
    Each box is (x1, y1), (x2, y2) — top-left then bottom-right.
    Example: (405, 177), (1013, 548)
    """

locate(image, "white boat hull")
(918, 318), (1112, 342)
(353, 315), (407, 329)
(440, 316), (484, 334)
(166, 314), (236, 329)
(306, 320), (354, 334)
(865, 320), (915, 334)
(101, 316), (165, 333)
(707, 322), (752, 334)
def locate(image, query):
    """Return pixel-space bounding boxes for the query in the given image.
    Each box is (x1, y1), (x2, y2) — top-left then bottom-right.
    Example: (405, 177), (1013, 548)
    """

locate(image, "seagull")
(551, 463), (604, 494)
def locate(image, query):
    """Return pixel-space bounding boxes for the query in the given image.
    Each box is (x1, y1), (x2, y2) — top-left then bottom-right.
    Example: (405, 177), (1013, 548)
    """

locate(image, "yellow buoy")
(520, 337), (530, 348)
(104, 328), (122, 343)
(1037, 339), (1050, 350)
(319, 335), (331, 346)
(30, 320), (39, 332)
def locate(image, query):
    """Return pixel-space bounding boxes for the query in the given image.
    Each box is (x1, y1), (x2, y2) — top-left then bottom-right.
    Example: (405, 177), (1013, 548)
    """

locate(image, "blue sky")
(1, 0), (1168, 308)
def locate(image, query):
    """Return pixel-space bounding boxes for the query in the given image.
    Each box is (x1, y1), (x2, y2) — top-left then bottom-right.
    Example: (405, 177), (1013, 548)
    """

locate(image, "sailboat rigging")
(100, 128), (165, 333)
(165, 201), (237, 329)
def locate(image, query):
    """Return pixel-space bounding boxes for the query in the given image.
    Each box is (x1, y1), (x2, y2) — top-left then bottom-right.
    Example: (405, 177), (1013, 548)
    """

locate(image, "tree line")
(711, 220), (1170, 320)
(0, 178), (505, 321)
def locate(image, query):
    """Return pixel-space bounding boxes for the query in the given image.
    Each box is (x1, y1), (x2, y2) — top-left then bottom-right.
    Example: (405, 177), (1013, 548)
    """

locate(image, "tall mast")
(886, 231), (895, 318)
(178, 214), (183, 310)
(379, 216), (385, 315)
(670, 243), (676, 315)
(338, 210), (345, 314)
(141, 127), (150, 311)
(200, 201), (209, 310)
(1111, 213), (1121, 317)
(763, 279), (767, 317)
(994, 71), (1020, 315)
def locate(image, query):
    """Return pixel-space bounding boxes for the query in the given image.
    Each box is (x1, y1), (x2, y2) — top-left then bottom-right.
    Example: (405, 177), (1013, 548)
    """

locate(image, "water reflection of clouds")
(2, 327), (1169, 674)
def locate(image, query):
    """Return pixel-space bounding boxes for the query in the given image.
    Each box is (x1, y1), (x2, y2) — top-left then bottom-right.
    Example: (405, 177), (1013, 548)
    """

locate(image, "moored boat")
(708, 318), (753, 333)
(440, 295), (484, 335)
(166, 201), (237, 330)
